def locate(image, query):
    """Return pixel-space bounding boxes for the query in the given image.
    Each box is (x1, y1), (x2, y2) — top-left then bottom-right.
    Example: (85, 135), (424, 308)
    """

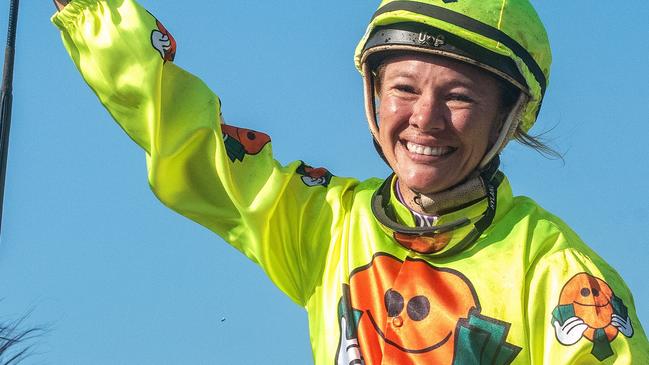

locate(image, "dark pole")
(0, 0), (20, 237)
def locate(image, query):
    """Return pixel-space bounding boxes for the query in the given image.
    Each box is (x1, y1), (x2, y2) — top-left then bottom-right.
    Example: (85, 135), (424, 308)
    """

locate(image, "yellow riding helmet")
(355, 0), (552, 167)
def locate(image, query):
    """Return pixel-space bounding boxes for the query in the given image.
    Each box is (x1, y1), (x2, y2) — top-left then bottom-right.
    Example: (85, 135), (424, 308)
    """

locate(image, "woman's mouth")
(405, 141), (454, 157)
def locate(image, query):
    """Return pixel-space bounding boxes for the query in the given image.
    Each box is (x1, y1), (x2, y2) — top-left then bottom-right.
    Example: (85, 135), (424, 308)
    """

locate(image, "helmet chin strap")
(362, 63), (381, 143)
(479, 93), (528, 168)
(362, 64), (527, 215)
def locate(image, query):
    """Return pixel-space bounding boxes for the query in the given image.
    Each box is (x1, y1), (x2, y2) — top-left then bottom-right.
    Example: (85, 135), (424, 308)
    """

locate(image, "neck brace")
(412, 173), (487, 216)
(371, 156), (502, 255)
(411, 155), (500, 216)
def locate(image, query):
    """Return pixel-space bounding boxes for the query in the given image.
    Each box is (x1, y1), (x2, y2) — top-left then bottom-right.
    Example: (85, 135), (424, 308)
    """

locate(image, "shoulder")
(343, 177), (382, 214)
(508, 196), (633, 307)
(499, 195), (629, 288)
(514, 198), (649, 362)
(505, 195), (598, 260)
(353, 177), (384, 194)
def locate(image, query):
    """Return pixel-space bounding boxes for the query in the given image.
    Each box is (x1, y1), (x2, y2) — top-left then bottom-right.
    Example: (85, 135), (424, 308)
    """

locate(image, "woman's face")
(377, 54), (504, 194)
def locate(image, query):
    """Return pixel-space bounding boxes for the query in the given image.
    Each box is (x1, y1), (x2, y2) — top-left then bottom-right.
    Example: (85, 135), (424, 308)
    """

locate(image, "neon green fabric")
(355, 0), (551, 133)
(53, 1), (649, 364)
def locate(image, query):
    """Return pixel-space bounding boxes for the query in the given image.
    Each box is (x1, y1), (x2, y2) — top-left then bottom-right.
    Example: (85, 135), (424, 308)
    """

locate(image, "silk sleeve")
(526, 242), (649, 364)
(52, 0), (356, 306)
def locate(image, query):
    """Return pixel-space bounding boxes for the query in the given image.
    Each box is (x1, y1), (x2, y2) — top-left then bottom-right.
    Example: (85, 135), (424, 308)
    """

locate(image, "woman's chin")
(394, 155), (461, 194)
(395, 156), (475, 195)
(399, 173), (454, 195)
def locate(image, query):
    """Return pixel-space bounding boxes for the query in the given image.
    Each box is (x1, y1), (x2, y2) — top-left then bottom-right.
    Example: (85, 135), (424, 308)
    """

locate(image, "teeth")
(406, 141), (450, 156)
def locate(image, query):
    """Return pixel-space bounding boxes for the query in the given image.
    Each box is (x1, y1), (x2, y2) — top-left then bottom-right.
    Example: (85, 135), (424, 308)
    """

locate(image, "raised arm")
(52, 0), (355, 306)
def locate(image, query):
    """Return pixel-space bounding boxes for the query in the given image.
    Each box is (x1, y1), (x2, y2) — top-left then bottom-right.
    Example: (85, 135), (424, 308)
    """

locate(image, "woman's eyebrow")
(386, 70), (417, 79)
(444, 78), (477, 89)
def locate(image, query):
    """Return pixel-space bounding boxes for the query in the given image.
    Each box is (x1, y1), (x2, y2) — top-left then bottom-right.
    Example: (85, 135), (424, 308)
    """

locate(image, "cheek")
(451, 110), (496, 148)
(378, 99), (410, 141)
(378, 97), (403, 121)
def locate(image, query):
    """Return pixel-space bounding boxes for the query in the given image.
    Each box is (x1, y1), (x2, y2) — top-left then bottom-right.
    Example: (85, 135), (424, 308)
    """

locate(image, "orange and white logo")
(552, 273), (633, 361)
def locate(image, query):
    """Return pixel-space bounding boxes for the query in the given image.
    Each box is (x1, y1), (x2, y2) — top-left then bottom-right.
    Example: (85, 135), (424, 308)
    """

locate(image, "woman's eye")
(394, 84), (416, 94)
(447, 93), (474, 103)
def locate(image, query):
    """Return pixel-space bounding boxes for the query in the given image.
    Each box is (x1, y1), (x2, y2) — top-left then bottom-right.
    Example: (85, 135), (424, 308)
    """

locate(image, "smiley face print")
(552, 272), (634, 361)
(560, 273), (616, 340)
(336, 253), (520, 365)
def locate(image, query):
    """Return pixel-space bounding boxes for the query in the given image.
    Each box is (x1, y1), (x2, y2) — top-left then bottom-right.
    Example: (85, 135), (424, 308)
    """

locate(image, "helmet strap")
(479, 93), (528, 168)
(362, 62), (381, 144)
(363, 62), (393, 165)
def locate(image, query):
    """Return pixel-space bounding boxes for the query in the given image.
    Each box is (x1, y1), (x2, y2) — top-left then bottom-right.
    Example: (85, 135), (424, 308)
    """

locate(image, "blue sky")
(0, 0), (647, 363)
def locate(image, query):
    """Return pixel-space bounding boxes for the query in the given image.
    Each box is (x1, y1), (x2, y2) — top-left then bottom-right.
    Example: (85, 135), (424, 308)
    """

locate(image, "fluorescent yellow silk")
(53, 1), (649, 364)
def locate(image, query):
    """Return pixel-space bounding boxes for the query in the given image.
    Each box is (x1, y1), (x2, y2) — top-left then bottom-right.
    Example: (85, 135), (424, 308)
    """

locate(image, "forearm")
(52, 0), (216, 152)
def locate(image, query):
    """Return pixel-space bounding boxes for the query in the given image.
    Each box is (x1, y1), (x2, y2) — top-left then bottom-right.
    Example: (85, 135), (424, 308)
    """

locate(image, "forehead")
(378, 53), (502, 87)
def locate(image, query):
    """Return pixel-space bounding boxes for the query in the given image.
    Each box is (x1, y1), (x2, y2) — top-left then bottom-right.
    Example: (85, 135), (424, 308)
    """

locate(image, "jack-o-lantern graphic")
(335, 253), (520, 365)
(552, 272), (634, 361)
(221, 124), (271, 162)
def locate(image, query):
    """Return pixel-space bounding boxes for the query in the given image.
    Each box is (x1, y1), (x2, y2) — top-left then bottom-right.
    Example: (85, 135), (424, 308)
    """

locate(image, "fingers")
(553, 317), (588, 345)
(611, 314), (634, 337)
(337, 317), (364, 365)
(570, 323), (588, 335)
(611, 314), (628, 329)
(563, 317), (586, 334)
(151, 31), (172, 58)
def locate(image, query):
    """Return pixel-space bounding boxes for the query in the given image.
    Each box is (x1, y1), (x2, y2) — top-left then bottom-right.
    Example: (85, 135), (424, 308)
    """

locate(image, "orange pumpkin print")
(221, 124), (271, 162)
(559, 273), (617, 341)
(336, 253), (520, 365)
(552, 272), (634, 361)
(349, 254), (478, 364)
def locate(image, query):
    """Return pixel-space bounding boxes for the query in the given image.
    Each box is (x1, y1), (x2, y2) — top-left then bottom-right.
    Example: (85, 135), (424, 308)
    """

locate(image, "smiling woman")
(375, 54), (505, 199)
(50, 0), (649, 364)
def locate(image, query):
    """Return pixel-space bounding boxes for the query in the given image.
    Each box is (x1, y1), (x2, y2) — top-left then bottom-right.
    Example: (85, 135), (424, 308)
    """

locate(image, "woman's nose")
(409, 95), (447, 132)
